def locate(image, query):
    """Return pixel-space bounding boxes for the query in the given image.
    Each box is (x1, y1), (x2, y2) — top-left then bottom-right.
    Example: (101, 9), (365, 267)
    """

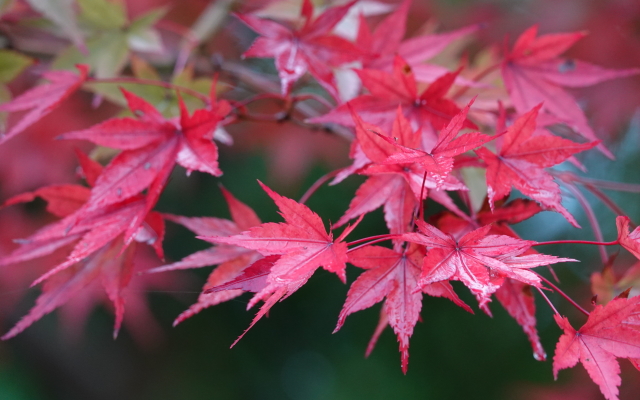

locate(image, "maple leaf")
(0, 180), (165, 339)
(207, 181), (356, 344)
(378, 100), (494, 188)
(237, 0), (361, 99)
(60, 89), (230, 245)
(592, 261), (640, 304)
(336, 243), (471, 373)
(0, 64), (89, 145)
(403, 220), (573, 309)
(495, 278), (547, 361)
(356, 0), (479, 85)
(553, 296), (640, 400)
(432, 198), (543, 239)
(475, 104), (597, 227)
(501, 25), (640, 157)
(147, 186), (263, 325)
(432, 198), (547, 360)
(310, 57), (476, 142)
(334, 107), (468, 235)
(56, 246), (186, 349)
(616, 216), (640, 261)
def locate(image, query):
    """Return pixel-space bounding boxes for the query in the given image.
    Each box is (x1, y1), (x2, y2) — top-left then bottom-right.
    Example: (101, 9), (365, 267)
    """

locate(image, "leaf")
(403, 220), (573, 309)
(356, 0), (479, 86)
(310, 57), (475, 136)
(337, 244), (470, 373)
(0, 50), (32, 83)
(592, 259), (640, 306)
(77, 0), (127, 30)
(147, 187), (263, 325)
(207, 181), (354, 344)
(0, 65), (89, 145)
(616, 216), (640, 260)
(553, 297), (640, 400)
(2, 184), (90, 217)
(495, 278), (546, 361)
(475, 105), (597, 226)
(237, 0), (362, 98)
(60, 90), (229, 240)
(502, 25), (640, 157)
(26, 0), (86, 52)
(379, 100), (494, 187)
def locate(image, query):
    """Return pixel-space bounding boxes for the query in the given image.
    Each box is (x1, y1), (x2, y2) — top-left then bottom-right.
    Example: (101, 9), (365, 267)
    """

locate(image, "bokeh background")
(1, 0), (640, 399)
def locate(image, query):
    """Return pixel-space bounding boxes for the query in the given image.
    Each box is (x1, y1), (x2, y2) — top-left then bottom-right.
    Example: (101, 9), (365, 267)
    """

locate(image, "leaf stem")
(299, 169), (340, 204)
(537, 274), (590, 316)
(532, 239), (618, 247)
(451, 62), (500, 99)
(535, 286), (560, 316)
(346, 235), (399, 252)
(563, 183), (608, 264)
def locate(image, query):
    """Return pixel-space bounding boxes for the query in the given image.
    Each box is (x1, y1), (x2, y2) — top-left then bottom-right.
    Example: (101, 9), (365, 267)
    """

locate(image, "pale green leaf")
(127, 28), (163, 53)
(0, 50), (33, 83)
(0, 0), (15, 16)
(130, 56), (161, 81)
(128, 8), (166, 33)
(77, 0), (127, 30)
(0, 83), (11, 132)
(53, 31), (129, 78)
(26, 0), (85, 51)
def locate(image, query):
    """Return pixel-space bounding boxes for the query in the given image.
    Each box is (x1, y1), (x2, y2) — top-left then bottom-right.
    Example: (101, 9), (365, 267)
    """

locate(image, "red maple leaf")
(336, 243), (471, 373)
(431, 198), (547, 360)
(356, 0), (478, 85)
(148, 186), (263, 325)
(378, 100), (494, 188)
(61, 89), (230, 245)
(309, 56), (476, 144)
(553, 296), (640, 400)
(475, 104), (597, 227)
(432, 198), (543, 239)
(495, 278), (547, 361)
(53, 245), (186, 348)
(0, 64), (89, 145)
(237, 0), (360, 99)
(403, 220), (572, 309)
(501, 25), (639, 157)
(334, 107), (468, 236)
(207, 181), (357, 344)
(0, 162), (165, 338)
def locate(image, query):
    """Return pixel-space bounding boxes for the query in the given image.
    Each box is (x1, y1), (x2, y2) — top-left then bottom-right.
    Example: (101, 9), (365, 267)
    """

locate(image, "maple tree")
(1, 0), (640, 398)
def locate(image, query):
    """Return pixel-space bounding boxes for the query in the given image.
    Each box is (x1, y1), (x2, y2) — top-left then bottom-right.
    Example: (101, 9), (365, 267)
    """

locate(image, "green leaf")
(125, 8), (166, 54)
(77, 0), (127, 30)
(54, 31), (130, 78)
(85, 57), (166, 107)
(0, 50), (32, 83)
(0, 0), (15, 16)
(0, 83), (11, 132)
(128, 8), (166, 33)
(26, 0), (85, 51)
(127, 28), (163, 53)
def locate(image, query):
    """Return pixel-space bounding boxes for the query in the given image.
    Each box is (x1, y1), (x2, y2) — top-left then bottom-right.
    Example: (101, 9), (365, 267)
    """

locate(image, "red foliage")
(1, 1), (639, 397)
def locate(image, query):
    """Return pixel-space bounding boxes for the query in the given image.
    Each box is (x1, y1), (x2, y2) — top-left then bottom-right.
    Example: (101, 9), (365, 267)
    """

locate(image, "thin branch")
(532, 239), (618, 247)
(535, 286), (560, 315)
(537, 274), (590, 317)
(564, 183), (608, 264)
(451, 63), (500, 100)
(346, 234), (399, 248)
(299, 169), (340, 204)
